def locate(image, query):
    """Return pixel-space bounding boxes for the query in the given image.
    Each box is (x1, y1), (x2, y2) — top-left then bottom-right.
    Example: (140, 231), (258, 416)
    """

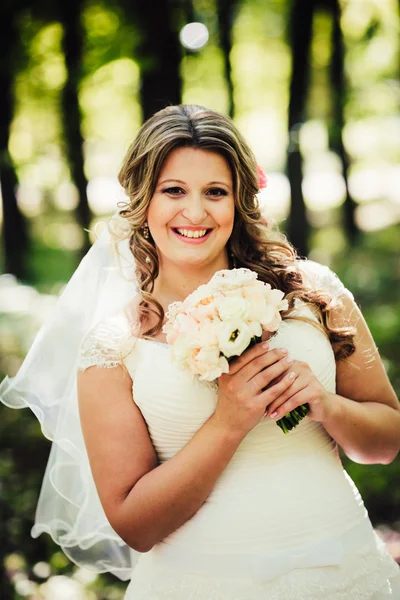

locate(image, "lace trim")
(77, 313), (136, 371)
(209, 268), (258, 288)
(127, 540), (399, 600)
(298, 259), (354, 302)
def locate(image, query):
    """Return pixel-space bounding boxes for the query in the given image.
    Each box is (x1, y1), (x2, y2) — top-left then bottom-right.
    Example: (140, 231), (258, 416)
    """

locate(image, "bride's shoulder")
(296, 258), (354, 301)
(78, 310), (137, 372)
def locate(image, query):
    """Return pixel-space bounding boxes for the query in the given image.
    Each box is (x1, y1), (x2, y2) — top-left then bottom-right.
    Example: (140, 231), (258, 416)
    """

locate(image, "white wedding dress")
(79, 261), (400, 599)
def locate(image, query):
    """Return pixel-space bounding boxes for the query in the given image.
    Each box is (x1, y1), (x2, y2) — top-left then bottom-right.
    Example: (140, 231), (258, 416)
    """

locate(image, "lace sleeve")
(298, 259), (354, 301)
(78, 313), (135, 371)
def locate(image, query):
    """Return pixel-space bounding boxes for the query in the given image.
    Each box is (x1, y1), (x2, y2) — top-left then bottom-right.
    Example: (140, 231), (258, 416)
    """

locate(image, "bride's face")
(147, 147), (235, 269)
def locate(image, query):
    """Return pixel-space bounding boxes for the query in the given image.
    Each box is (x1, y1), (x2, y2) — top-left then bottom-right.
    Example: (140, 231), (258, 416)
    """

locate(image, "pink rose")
(175, 313), (199, 334)
(187, 346), (229, 381)
(165, 313), (198, 345)
(189, 294), (220, 321)
(257, 165), (268, 190)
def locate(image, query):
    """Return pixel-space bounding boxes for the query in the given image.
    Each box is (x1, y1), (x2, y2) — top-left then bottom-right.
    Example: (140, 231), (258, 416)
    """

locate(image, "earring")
(230, 251), (238, 269)
(142, 222), (150, 240)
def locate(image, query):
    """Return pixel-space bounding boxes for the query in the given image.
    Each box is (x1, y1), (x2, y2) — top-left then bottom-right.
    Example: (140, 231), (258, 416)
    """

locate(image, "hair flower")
(257, 165), (268, 190)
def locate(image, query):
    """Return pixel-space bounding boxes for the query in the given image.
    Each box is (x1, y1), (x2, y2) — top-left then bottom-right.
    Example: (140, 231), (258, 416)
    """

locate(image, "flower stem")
(276, 404), (310, 433)
(248, 335), (262, 349)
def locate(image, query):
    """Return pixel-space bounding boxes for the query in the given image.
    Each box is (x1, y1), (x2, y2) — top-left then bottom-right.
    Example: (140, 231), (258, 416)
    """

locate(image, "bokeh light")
(179, 22), (209, 50)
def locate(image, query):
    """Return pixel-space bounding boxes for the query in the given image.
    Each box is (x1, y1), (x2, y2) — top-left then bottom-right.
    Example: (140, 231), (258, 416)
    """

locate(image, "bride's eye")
(207, 188), (228, 198)
(162, 187), (227, 197)
(163, 187), (185, 195)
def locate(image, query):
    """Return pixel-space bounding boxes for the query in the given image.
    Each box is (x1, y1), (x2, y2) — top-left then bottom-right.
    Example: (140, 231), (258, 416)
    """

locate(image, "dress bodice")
(124, 304), (366, 554)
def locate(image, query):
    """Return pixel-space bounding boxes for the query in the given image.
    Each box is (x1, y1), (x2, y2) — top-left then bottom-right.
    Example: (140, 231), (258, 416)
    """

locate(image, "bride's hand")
(264, 360), (332, 423)
(214, 342), (296, 437)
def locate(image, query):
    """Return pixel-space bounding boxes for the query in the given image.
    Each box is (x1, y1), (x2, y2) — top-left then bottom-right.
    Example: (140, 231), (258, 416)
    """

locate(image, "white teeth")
(176, 228), (208, 238)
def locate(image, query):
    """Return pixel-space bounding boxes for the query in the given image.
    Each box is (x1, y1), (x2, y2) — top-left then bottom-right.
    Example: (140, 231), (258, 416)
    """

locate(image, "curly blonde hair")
(116, 104), (355, 361)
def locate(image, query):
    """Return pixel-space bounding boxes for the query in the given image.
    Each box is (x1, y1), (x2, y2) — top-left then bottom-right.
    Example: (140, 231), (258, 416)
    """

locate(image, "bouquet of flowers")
(163, 268), (309, 433)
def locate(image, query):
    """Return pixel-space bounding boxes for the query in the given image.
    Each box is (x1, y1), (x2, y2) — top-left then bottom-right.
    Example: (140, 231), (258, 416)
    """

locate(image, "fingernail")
(289, 371), (296, 379)
(286, 355), (294, 364)
(262, 342), (269, 349)
(270, 411), (278, 419)
(280, 348), (288, 354)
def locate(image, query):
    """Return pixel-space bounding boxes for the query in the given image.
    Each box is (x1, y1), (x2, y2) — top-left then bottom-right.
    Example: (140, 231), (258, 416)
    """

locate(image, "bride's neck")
(153, 256), (229, 306)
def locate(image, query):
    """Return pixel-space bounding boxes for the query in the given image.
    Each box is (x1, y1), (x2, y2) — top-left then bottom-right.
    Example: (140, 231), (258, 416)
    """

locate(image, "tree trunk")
(122, 0), (183, 122)
(0, 159), (28, 279)
(182, 0), (195, 23)
(216, 0), (236, 118)
(0, 5), (29, 279)
(328, 0), (358, 243)
(287, 0), (316, 258)
(59, 0), (91, 254)
(0, 496), (15, 600)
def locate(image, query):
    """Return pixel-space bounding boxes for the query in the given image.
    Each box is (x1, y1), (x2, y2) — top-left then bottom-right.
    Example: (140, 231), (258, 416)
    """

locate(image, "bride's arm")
(77, 344), (292, 553)
(321, 292), (400, 464)
(78, 364), (243, 553)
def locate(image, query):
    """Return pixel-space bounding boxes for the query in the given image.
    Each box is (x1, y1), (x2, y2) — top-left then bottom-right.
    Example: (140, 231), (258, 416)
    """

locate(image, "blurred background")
(1, 0), (400, 598)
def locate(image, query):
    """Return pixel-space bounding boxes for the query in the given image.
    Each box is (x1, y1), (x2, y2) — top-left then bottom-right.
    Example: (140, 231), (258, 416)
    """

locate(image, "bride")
(2, 104), (400, 599)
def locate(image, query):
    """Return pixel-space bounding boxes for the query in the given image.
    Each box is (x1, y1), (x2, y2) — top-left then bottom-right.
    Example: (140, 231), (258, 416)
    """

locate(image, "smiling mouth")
(172, 228), (212, 239)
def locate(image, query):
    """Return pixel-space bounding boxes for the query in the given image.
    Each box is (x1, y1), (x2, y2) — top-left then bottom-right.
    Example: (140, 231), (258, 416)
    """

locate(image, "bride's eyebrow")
(158, 179), (230, 187)
(207, 181), (230, 187)
(159, 179), (187, 185)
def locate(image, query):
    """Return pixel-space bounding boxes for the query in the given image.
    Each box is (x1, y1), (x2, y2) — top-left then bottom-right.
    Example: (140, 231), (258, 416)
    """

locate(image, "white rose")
(217, 320), (253, 358)
(260, 304), (276, 328)
(259, 289), (288, 331)
(247, 320), (262, 338)
(279, 298), (289, 312)
(261, 305), (288, 332)
(217, 296), (250, 322)
(266, 288), (286, 306)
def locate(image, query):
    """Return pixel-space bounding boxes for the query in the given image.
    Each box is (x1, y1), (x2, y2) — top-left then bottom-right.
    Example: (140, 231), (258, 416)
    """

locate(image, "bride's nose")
(182, 195), (207, 224)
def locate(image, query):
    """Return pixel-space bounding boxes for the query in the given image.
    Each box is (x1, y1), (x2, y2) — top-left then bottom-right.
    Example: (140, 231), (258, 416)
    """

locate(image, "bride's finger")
(258, 370), (297, 409)
(267, 385), (309, 421)
(264, 373), (304, 416)
(249, 355), (292, 394)
(227, 341), (269, 375)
